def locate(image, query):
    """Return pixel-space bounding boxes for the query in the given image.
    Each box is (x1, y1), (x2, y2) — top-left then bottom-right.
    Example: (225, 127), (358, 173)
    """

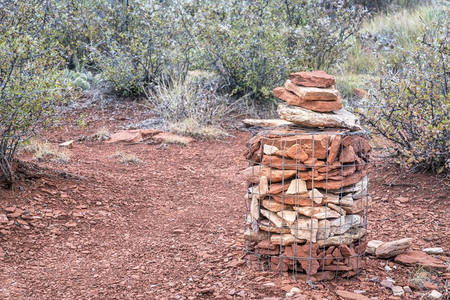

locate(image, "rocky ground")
(0, 99), (449, 299)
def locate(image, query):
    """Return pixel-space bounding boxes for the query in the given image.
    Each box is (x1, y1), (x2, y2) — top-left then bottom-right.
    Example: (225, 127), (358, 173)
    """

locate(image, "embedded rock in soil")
(391, 286), (404, 297)
(375, 238), (413, 258)
(278, 103), (362, 131)
(153, 132), (195, 144)
(335, 290), (370, 300)
(107, 129), (161, 143)
(284, 80), (340, 101)
(274, 88), (342, 112)
(422, 247), (444, 255)
(394, 251), (448, 270)
(288, 71), (336, 88)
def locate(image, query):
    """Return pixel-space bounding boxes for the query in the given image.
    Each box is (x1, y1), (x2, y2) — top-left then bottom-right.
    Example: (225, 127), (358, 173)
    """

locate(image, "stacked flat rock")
(242, 71), (371, 278)
(274, 71), (362, 131)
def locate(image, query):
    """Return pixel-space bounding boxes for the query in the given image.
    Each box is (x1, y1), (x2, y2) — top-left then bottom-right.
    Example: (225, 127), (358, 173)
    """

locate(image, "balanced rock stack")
(242, 71), (371, 278)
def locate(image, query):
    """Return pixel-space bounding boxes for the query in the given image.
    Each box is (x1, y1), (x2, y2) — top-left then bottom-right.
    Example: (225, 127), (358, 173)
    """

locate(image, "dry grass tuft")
(113, 151), (143, 165)
(23, 140), (70, 164)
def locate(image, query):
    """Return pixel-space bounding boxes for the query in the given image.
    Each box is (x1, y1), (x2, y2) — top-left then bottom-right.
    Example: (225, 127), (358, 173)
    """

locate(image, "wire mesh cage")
(243, 127), (371, 281)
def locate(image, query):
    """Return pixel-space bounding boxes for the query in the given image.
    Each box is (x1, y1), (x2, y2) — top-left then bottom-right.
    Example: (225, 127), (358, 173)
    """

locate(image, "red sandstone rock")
(288, 71), (336, 88)
(285, 80), (340, 101)
(285, 144), (309, 161)
(327, 135), (342, 163)
(335, 290), (370, 300)
(307, 168), (368, 190)
(394, 251), (448, 270)
(340, 145), (357, 163)
(273, 87), (342, 112)
(242, 166), (296, 183)
(107, 129), (161, 143)
(262, 133), (331, 160)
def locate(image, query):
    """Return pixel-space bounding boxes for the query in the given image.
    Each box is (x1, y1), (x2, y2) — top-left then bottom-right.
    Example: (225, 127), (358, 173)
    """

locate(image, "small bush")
(113, 151), (143, 165)
(23, 140), (70, 164)
(146, 71), (237, 138)
(361, 11), (449, 173)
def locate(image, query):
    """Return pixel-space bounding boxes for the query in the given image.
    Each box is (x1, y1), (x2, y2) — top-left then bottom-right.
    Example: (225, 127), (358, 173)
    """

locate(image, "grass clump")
(146, 71), (239, 139)
(113, 151), (143, 165)
(93, 127), (111, 141)
(23, 140), (70, 164)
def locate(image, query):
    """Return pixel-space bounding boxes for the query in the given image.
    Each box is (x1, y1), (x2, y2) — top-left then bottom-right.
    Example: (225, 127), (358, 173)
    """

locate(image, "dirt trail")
(0, 104), (449, 299)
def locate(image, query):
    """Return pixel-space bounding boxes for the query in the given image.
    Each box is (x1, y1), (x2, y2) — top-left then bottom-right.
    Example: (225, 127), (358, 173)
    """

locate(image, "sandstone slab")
(259, 219), (291, 234)
(335, 290), (370, 300)
(394, 251), (448, 270)
(288, 71), (336, 88)
(317, 228), (366, 247)
(293, 206), (341, 219)
(366, 240), (384, 255)
(271, 234), (296, 246)
(261, 199), (284, 212)
(286, 179), (308, 195)
(153, 132), (195, 144)
(242, 166), (296, 183)
(242, 118), (293, 127)
(278, 104), (362, 131)
(285, 80), (340, 101)
(375, 238), (413, 258)
(107, 129), (161, 144)
(274, 87), (342, 112)
(277, 210), (297, 225)
(290, 217), (319, 242)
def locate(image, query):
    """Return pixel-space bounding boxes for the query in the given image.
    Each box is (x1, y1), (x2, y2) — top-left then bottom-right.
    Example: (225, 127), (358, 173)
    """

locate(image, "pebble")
(403, 286), (412, 294)
(380, 280), (394, 289)
(384, 265), (392, 272)
(370, 276), (380, 283)
(354, 290), (366, 294)
(391, 286), (404, 297)
(428, 290), (442, 299)
(422, 248), (444, 255)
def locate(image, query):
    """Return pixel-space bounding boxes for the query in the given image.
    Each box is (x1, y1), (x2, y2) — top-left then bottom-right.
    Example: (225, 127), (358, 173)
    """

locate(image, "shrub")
(185, 0), (367, 99)
(361, 11), (449, 173)
(0, 0), (71, 186)
(146, 71), (237, 138)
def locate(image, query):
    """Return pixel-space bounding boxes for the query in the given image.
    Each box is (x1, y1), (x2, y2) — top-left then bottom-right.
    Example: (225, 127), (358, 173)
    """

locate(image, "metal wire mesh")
(243, 126), (371, 281)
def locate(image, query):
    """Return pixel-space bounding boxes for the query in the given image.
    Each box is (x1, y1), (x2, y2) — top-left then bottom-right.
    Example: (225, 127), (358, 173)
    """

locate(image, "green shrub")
(0, 1), (72, 186)
(184, 0), (367, 100)
(361, 11), (449, 173)
(146, 71), (237, 138)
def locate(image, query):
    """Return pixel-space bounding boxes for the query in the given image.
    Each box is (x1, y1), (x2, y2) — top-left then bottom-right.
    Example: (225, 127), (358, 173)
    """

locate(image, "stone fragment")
(277, 211), (297, 225)
(422, 247), (444, 255)
(391, 286), (404, 297)
(263, 144), (279, 155)
(107, 129), (161, 143)
(153, 132), (195, 144)
(250, 195), (260, 221)
(274, 88), (342, 112)
(259, 219), (291, 234)
(340, 145), (357, 163)
(278, 103), (363, 131)
(324, 194), (354, 207)
(317, 219), (331, 240)
(59, 140), (74, 148)
(285, 80), (340, 101)
(261, 199), (284, 212)
(428, 290), (443, 299)
(0, 214), (8, 224)
(285, 144), (309, 161)
(329, 176), (369, 199)
(242, 166), (296, 183)
(335, 290), (370, 300)
(271, 194), (312, 206)
(242, 119), (293, 127)
(286, 179), (308, 195)
(342, 199), (365, 214)
(380, 279), (394, 289)
(317, 228), (366, 247)
(290, 217), (319, 242)
(375, 238), (413, 258)
(270, 234), (296, 246)
(308, 188), (324, 205)
(342, 135), (372, 156)
(394, 251), (448, 270)
(288, 71), (336, 88)
(403, 286), (412, 294)
(261, 155), (299, 170)
(329, 215), (361, 236)
(293, 206), (341, 219)
(260, 209), (284, 228)
(366, 240), (384, 255)
(307, 168), (368, 190)
(243, 229), (267, 242)
(327, 203), (346, 216)
(327, 134), (342, 163)
(253, 176), (269, 198)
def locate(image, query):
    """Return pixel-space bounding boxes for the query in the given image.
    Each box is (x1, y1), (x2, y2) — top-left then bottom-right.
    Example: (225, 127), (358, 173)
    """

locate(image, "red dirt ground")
(0, 100), (449, 299)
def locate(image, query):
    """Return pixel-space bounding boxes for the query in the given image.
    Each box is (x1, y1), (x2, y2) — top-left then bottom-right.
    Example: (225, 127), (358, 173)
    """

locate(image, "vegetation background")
(0, 0), (448, 186)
